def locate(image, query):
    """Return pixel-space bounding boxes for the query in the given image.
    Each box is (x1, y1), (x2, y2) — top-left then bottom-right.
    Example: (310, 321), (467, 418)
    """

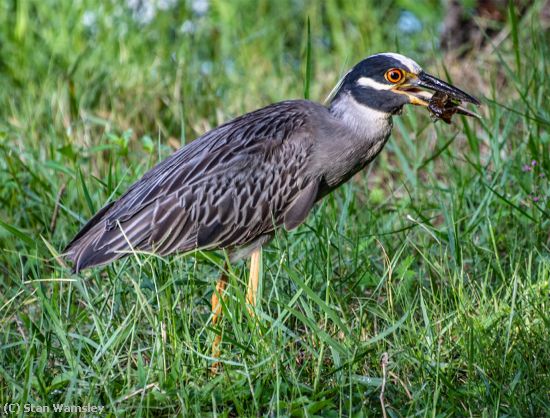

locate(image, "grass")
(0, 0), (549, 416)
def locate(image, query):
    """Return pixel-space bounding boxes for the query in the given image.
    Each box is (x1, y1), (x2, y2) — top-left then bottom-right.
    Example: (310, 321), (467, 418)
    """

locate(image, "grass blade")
(303, 17), (312, 100)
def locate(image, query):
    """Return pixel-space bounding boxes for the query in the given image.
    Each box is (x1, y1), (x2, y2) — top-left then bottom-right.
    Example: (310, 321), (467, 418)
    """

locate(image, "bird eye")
(385, 68), (404, 83)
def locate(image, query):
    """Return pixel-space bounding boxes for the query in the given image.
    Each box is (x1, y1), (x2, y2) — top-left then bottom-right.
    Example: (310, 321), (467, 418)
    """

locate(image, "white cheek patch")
(356, 76), (393, 90)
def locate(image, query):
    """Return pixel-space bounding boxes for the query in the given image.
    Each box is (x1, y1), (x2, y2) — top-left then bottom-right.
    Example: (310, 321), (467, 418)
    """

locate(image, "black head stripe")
(339, 55), (409, 92)
(351, 87), (409, 114)
(329, 54), (417, 114)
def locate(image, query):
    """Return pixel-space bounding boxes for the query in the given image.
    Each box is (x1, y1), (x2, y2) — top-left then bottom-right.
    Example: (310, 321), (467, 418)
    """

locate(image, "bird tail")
(63, 201), (123, 273)
(64, 202), (159, 273)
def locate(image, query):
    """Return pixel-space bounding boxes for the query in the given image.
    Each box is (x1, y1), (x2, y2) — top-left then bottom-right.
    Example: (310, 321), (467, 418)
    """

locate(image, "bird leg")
(210, 248), (261, 373)
(246, 247), (262, 317)
(211, 267), (228, 373)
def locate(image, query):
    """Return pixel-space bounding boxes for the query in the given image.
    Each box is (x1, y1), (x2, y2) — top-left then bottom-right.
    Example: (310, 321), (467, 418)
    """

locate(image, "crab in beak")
(395, 71), (481, 122)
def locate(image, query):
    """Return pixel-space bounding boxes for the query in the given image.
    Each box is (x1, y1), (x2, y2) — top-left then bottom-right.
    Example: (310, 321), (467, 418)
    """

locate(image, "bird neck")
(312, 92), (394, 195)
(328, 92), (392, 140)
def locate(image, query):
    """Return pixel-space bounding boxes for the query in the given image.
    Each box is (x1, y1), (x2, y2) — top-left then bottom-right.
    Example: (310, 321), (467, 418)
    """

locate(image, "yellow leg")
(211, 270), (228, 374)
(246, 247), (261, 317)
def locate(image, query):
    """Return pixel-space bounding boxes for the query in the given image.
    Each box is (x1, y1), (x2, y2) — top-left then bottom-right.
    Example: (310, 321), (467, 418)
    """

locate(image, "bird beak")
(394, 71), (481, 108)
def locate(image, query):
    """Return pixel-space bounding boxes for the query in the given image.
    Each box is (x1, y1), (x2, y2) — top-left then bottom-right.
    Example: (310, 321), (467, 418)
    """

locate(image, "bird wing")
(65, 100), (324, 272)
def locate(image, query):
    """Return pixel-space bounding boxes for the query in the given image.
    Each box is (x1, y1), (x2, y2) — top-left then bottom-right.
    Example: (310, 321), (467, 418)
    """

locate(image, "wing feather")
(65, 100), (327, 271)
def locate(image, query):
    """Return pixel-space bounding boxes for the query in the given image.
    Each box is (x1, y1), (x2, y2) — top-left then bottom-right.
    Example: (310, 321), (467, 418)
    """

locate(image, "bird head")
(327, 53), (480, 117)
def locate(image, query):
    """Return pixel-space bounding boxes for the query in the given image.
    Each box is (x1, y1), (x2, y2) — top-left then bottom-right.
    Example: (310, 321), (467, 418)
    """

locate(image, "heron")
(64, 52), (479, 369)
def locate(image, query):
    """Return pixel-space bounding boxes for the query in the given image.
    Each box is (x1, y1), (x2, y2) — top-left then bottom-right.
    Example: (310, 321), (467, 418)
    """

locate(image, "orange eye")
(385, 68), (404, 83)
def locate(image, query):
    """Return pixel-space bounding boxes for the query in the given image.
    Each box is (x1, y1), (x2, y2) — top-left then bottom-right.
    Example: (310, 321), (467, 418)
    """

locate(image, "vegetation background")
(0, 0), (548, 416)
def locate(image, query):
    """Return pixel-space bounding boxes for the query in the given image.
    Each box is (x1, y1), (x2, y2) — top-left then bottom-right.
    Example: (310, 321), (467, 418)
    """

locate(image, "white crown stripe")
(377, 53), (422, 73)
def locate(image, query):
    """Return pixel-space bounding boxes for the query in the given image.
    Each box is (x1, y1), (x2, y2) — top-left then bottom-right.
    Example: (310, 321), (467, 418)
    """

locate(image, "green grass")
(1, 0), (549, 416)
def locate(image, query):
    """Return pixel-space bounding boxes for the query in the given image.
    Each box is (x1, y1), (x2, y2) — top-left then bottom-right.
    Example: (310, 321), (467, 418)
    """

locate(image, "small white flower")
(126, 0), (157, 25)
(82, 10), (97, 28)
(180, 20), (196, 34)
(158, 0), (177, 11)
(201, 61), (213, 75)
(192, 0), (209, 16)
(397, 11), (422, 34)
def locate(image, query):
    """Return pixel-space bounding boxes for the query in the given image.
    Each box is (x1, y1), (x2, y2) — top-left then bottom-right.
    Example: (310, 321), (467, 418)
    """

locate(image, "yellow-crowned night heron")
(64, 53), (479, 367)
